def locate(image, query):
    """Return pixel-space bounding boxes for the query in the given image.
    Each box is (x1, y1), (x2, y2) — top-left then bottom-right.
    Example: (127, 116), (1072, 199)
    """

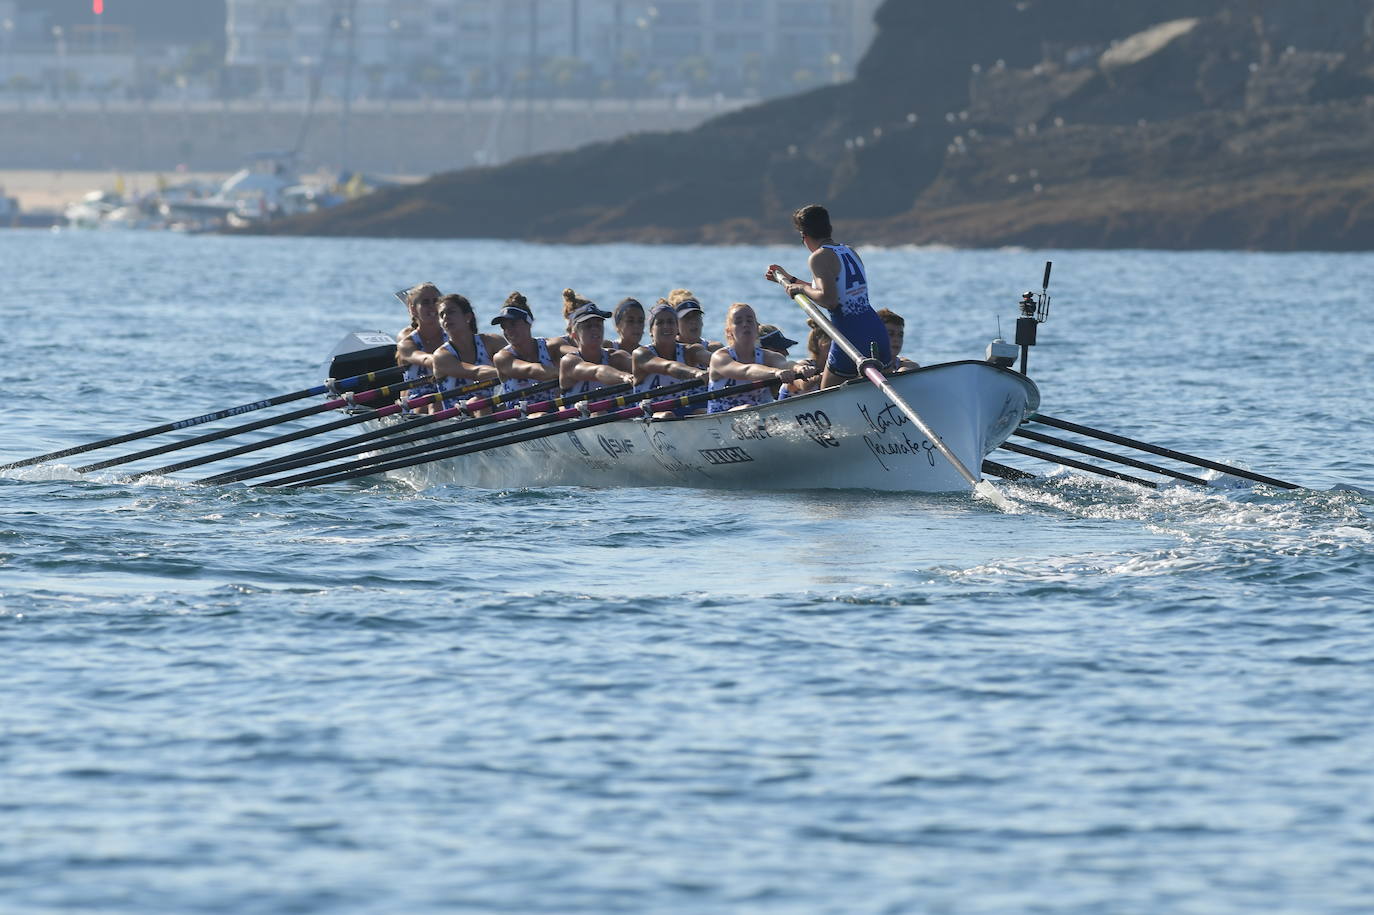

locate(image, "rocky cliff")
(259, 0), (1374, 250)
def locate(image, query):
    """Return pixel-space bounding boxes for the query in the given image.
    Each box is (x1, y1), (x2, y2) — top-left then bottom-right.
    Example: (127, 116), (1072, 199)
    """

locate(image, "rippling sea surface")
(2, 231), (1372, 914)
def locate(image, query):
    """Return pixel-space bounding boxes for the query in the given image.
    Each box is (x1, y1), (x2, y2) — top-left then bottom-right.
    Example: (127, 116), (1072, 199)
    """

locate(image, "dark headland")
(257, 0), (1374, 250)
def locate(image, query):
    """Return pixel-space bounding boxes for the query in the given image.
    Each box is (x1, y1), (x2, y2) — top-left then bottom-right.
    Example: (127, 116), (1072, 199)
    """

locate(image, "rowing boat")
(371, 361), (1039, 493)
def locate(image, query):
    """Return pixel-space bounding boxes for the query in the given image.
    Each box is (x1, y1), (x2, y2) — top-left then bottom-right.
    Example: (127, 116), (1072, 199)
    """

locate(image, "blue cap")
(491, 304), (534, 326)
(569, 302), (612, 325)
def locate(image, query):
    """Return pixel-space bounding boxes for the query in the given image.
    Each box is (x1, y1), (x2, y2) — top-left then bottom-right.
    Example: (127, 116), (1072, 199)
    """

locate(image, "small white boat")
(380, 362), (1038, 493)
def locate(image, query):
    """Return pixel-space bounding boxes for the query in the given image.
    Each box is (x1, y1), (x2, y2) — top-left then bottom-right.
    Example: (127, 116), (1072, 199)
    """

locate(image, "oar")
(998, 442), (1158, 489)
(772, 271), (1008, 507)
(199, 379), (562, 485)
(1028, 414), (1300, 489)
(1011, 428), (1208, 486)
(74, 375), (433, 473)
(259, 379), (684, 489)
(133, 378), (500, 480)
(981, 459), (1036, 482)
(279, 377), (772, 489)
(0, 365), (405, 471)
(203, 379), (589, 485)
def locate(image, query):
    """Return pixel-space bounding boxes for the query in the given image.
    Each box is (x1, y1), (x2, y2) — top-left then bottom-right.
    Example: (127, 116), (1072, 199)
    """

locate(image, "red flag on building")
(94, 0), (104, 14)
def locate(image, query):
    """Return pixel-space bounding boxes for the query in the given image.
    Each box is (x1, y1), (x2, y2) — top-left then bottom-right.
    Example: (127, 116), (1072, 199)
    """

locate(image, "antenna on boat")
(1015, 260), (1052, 375)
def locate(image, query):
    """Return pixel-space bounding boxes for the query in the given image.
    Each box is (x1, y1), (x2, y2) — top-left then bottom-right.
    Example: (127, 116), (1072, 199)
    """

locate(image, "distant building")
(223, 0), (882, 99)
(0, 0), (209, 100)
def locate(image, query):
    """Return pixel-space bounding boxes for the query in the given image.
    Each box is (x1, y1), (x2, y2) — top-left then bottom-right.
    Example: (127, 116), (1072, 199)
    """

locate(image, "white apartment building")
(0, 0), (155, 98)
(225, 0), (882, 98)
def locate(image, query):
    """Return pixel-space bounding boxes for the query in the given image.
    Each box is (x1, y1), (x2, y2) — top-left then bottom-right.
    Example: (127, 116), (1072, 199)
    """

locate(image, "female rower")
(491, 291), (560, 399)
(394, 283), (446, 407)
(633, 303), (710, 415)
(396, 281), (438, 338)
(559, 302), (634, 396)
(553, 287), (595, 357)
(606, 297), (646, 353)
(707, 303), (814, 413)
(433, 293), (501, 397)
(779, 324), (831, 399)
(666, 289), (723, 352)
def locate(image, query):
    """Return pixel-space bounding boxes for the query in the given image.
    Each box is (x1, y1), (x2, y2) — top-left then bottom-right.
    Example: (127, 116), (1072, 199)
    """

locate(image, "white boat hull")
(382, 361), (1039, 493)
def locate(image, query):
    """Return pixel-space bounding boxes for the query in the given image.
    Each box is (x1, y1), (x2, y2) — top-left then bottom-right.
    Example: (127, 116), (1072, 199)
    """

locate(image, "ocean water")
(2, 230), (1372, 914)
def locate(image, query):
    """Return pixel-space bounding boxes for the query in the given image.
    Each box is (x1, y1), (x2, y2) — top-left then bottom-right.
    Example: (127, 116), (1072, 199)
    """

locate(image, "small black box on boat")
(323, 331), (398, 382)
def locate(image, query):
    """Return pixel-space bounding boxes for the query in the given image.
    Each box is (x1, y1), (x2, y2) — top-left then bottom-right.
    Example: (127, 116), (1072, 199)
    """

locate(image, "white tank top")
(634, 343), (687, 395)
(707, 346), (774, 414)
(402, 329), (448, 385)
(437, 334), (492, 393)
(499, 338), (554, 396)
(566, 349), (610, 397)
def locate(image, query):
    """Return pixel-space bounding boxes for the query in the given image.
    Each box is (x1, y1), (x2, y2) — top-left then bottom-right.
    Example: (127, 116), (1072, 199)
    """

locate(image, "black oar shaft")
(0, 365), (404, 471)
(201, 415), (437, 485)
(1029, 414), (1299, 489)
(205, 380), (563, 485)
(981, 459), (1036, 482)
(275, 378), (715, 489)
(144, 380), (499, 479)
(74, 377), (427, 473)
(136, 404), (385, 479)
(1012, 428), (1209, 486)
(259, 380), (653, 488)
(999, 442), (1158, 489)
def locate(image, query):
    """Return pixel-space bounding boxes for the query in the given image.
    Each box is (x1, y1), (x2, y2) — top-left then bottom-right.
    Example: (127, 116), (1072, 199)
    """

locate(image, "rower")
(633, 302), (710, 416)
(491, 291), (560, 400)
(554, 287), (594, 358)
(433, 294), (502, 408)
(396, 281), (438, 338)
(707, 303), (814, 413)
(560, 302), (635, 397)
(758, 324), (798, 357)
(395, 283), (446, 408)
(668, 289), (723, 352)
(877, 308), (920, 371)
(779, 324), (830, 400)
(606, 297), (645, 353)
(766, 203), (891, 389)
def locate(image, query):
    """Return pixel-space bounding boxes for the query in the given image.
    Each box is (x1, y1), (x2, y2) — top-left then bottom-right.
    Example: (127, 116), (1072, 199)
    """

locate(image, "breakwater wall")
(0, 97), (748, 175)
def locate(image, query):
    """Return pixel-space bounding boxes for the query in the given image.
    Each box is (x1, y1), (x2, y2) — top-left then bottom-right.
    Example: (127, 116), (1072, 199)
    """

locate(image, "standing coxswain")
(766, 203), (891, 388)
(707, 303), (814, 413)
